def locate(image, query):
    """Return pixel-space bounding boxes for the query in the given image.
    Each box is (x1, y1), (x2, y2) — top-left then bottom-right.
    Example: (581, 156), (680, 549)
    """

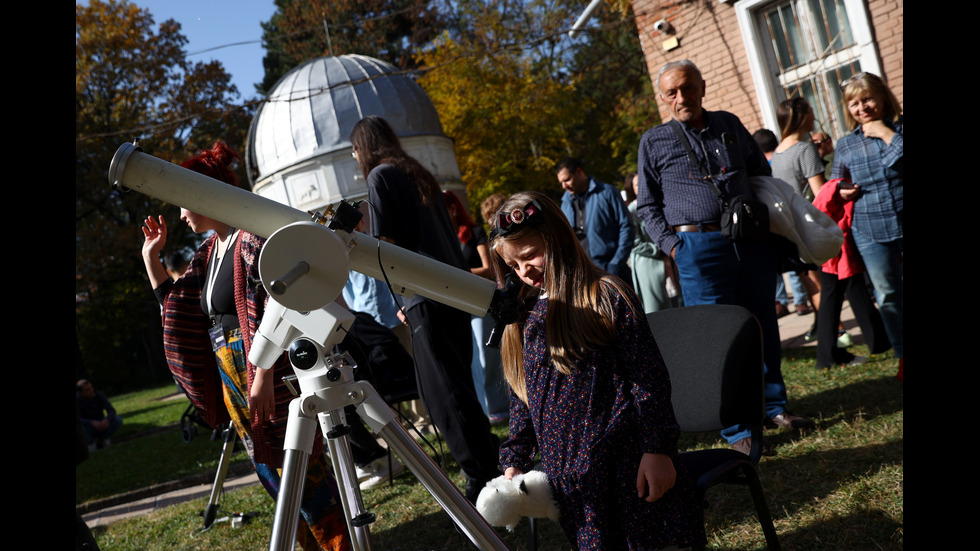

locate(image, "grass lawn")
(77, 344), (902, 550)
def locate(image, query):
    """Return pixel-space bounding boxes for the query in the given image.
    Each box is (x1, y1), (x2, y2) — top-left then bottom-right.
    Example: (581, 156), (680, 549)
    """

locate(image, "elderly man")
(811, 131), (835, 180)
(556, 157), (634, 282)
(636, 60), (812, 454)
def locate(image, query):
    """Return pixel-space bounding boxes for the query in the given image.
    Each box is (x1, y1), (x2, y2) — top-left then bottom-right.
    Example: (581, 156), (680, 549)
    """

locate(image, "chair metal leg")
(742, 465), (781, 551)
(527, 517), (537, 551)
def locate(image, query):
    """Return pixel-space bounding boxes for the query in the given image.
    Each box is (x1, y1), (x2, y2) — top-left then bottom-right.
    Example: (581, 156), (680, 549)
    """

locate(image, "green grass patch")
(76, 385), (252, 505)
(79, 345), (902, 550)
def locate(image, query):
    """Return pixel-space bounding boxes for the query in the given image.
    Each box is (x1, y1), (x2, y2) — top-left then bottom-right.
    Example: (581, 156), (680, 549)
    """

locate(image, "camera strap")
(670, 120), (726, 205)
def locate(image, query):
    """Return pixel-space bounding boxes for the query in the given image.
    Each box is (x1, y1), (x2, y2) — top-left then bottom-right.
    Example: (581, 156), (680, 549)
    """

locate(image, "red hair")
(180, 141), (242, 187)
(443, 190), (474, 244)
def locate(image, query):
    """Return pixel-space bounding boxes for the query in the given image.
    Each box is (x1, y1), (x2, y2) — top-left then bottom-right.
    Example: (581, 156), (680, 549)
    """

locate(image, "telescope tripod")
(106, 144), (527, 550)
(267, 333), (508, 551)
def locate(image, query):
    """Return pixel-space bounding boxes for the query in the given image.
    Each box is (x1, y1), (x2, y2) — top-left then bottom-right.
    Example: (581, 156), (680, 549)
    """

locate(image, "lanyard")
(205, 230), (238, 317)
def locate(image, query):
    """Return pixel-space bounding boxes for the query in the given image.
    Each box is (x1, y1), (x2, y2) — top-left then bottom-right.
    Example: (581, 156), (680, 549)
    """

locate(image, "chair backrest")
(646, 305), (765, 433)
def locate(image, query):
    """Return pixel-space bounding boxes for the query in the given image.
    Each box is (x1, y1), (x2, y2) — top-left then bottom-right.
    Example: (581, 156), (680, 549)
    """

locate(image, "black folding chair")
(647, 304), (781, 551)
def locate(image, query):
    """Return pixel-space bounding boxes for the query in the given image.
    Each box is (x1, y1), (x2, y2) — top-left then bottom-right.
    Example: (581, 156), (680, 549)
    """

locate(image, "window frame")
(736, 0), (882, 139)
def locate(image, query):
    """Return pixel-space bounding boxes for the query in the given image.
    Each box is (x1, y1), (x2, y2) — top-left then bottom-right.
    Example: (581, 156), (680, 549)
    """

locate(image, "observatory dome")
(246, 54), (462, 212)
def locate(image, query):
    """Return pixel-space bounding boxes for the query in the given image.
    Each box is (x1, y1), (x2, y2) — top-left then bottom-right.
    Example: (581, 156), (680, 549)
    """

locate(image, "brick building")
(630, 0), (903, 142)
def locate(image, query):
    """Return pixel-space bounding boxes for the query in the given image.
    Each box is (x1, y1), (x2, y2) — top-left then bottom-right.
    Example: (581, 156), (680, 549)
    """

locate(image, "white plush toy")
(475, 470), (560, 531)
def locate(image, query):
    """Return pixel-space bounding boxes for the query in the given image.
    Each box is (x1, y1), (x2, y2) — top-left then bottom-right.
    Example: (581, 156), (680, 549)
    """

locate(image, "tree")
(416, 1), (583, 213)
(258, 0), (448, 95)
(76, 0), (251, 390)
(415, 1), (659, 218)
(254, 1), (660, 221)
(564, 3), (661, 180)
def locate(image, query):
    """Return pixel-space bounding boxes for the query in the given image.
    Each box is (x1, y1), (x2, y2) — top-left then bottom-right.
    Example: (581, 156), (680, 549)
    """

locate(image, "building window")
(737, 0), (882, 140)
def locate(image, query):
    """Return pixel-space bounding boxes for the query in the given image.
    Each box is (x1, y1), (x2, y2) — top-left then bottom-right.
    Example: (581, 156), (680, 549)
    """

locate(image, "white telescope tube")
(110, 142), (309, 237)
(109, 143), (496, 317)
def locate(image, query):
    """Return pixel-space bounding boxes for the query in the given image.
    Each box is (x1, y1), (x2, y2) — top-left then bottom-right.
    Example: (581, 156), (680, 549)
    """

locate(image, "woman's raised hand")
(141, 215), (168, 260)
(140, 215), (171, 289)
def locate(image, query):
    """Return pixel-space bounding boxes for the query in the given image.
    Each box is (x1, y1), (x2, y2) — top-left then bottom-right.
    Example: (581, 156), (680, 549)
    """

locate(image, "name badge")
(208, 323), (226, 352)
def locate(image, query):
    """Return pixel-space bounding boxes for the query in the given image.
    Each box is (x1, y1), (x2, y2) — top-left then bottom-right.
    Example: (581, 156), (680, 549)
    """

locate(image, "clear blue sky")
(130, 1), (277, 97)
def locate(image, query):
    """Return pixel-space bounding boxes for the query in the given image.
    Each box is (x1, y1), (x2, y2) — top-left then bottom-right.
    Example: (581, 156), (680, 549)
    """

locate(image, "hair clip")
(494, 200), (544, 238)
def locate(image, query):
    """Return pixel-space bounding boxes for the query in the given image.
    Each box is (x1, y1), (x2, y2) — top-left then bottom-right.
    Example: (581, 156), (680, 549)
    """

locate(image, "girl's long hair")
(776, 96), (811, 138)
(349, 115), (441, 205)
(489, 191), (639, 403)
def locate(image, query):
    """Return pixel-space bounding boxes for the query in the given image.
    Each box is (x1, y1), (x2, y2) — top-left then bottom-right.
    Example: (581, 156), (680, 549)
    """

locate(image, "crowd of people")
(747, 73), (903, 378)
(116, 59), (900, 550)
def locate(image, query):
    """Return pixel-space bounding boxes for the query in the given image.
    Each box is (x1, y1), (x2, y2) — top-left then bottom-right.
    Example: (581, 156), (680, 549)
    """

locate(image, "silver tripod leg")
(322, 406), (373, 551)
(269, 393), (375, 551)
(356, 374), (508, 550)
(269, 340), (385, 551)
(269, 400), (316, 551)
(267, 348), (509, 551)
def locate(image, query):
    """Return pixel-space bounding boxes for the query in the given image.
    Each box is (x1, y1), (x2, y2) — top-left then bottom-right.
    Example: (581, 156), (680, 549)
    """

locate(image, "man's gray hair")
(656, 60), (703, 91)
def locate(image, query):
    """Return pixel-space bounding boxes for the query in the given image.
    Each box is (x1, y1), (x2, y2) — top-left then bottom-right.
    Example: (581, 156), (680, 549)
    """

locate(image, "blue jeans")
(775, 276), (789, 305)
(775, 272), (807, 306)
(82, 415), (123, 444)
(851, 227), (903, 358)
(786, 271), (809, 306)
(470, 314), (511, 418)
(674, 230), (787, 443)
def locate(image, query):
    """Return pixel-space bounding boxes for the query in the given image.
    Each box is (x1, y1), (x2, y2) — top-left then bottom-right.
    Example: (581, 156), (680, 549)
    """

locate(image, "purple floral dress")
(499, 283), (705, 550)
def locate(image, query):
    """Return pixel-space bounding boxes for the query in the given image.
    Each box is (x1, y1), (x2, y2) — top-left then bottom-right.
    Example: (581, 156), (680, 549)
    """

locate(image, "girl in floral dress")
(489, 191), (704, 550)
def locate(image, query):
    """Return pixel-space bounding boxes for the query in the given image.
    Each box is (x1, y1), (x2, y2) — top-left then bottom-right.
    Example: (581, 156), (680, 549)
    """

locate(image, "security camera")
(653, 19), (673, 34)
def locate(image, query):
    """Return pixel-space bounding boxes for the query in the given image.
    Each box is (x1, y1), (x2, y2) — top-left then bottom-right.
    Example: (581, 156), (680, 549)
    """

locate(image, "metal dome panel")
(246, 55), (461, 212)
(248, 55), (446, 187)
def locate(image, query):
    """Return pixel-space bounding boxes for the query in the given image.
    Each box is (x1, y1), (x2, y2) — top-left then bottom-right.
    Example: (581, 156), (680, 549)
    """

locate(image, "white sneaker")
(354, 464), (373, 483)
(837, 331), (854, 348)
(356, 456), (406, 490)
(846, 355), (867, 367)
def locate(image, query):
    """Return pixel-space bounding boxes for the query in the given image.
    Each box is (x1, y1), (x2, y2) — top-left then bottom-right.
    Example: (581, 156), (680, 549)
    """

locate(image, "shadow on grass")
(776, 507), (903, 551)
(788, 373), (904, 425)
(758, 437), (903, 503)
(697, 440), (903, 551)
(677, 348), (902, 550)
(370, 509), (570, 551)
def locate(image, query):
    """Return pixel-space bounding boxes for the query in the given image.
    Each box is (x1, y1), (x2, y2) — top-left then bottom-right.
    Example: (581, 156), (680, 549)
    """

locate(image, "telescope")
(109, 141), (517, 550)
(108, 141), (500, 317)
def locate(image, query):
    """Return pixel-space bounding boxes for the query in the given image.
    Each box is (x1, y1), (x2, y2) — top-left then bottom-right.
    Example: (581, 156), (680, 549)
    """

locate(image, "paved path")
(81, 468), (259, 529)
(778, 295), (859, 349)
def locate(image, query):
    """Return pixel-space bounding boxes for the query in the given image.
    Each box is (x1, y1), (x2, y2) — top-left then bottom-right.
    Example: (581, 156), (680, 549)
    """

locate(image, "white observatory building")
(246, 54), (463, 213)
